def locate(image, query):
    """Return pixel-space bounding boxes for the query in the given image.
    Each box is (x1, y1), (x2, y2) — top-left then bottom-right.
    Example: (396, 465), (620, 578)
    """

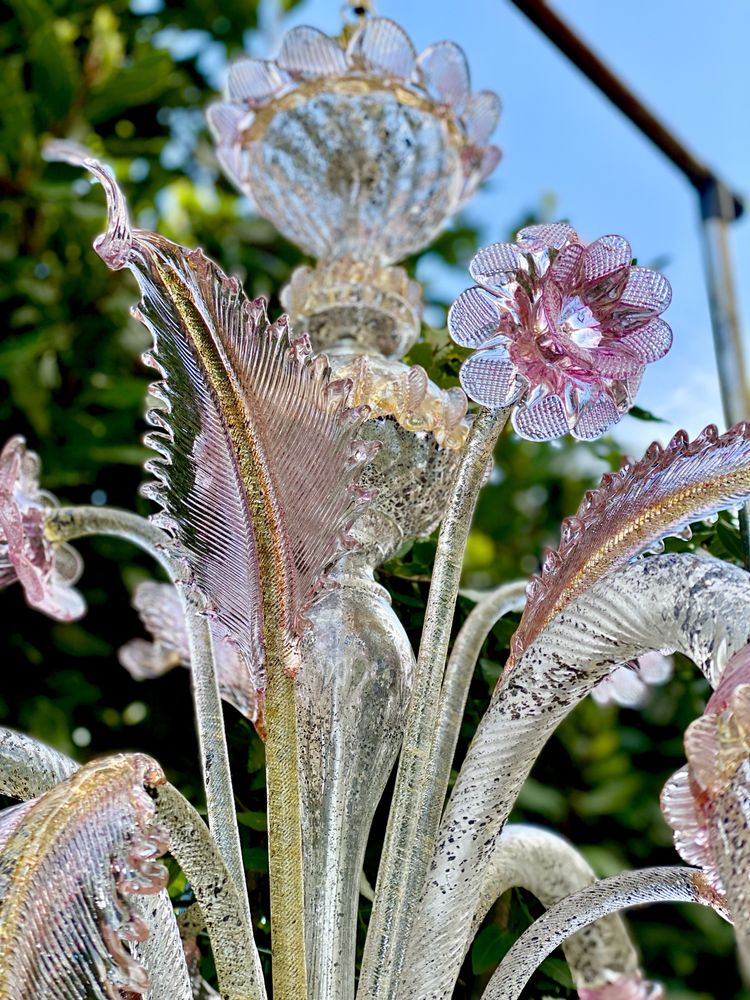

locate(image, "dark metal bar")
(507, 0), (744, 218)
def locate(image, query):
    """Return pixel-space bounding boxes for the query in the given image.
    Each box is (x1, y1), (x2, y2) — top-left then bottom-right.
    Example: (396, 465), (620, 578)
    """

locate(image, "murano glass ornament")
(208, 14), (501, 357)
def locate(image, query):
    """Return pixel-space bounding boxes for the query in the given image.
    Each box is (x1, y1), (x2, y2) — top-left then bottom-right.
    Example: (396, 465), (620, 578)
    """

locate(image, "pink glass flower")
(592, 651), (674, 708)
(0, 436), (85, 621)
(448, 224), (672, 440)
(119, 581), (259, 729)
(661, 643), (750, 901)
(579, 977), (664, 1000)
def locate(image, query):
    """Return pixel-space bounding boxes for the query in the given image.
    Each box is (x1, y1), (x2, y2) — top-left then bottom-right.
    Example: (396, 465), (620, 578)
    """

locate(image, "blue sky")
(269, 0), (749, 450)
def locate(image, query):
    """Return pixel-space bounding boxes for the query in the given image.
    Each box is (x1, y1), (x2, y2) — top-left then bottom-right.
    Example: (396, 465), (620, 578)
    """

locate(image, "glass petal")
(619, 266), (672, 315)
(572, 391), (622, 439)
(463, 90), (501, 145)
(276, 26), (348, 78)
(587, 344), (644, 378)
(516, 222), (577, 252)
(417, 41), (471, 113)
(205, 102), (244, 144)
(618, 317), (673, 364)
(469, 241), (520, 291)
(459, 348), (522, 408)
(512, 392), (569, 440)
(347, 17), (416, 78)
(477, 144), (502, 182)
(448, 286), (501, 348)
(226, 58), (284, 104)
(547, 242), (584, 287)
(582, 234), (632, 285)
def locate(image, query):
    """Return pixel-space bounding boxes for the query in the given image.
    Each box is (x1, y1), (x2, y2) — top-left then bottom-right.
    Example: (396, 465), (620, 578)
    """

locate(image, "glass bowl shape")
(207, 16), (501, 264)
(330, 355), (470, 565)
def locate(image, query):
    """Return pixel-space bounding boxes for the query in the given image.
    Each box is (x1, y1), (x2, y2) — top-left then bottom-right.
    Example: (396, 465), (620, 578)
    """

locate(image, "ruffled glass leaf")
(44, 142), (376, 730)
(511, 423), (750, 662)
(0, 754), (168, 998)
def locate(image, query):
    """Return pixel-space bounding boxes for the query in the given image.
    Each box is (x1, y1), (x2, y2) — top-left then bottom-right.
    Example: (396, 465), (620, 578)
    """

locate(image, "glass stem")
(264, 658), (308, 1000)
(428, 580), (526, 839)
(44, 506), (251, 924)
(480, 867), (709, 1000)
(357, 406), (510, 1000)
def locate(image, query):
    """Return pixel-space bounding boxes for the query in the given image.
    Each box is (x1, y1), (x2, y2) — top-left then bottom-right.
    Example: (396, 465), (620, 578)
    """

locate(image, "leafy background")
(0, 0), (746, 995)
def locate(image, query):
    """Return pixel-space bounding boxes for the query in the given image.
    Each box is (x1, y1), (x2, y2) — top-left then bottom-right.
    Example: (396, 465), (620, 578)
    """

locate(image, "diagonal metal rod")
(508, 0), (750, 564)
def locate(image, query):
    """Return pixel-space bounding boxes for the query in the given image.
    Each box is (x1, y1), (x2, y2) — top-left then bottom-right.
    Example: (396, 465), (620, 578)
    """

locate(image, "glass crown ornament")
(1, 3), (750, 1000)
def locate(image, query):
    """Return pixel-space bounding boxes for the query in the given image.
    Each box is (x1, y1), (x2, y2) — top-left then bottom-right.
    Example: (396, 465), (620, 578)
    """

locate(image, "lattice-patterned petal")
(582, 234), (632, 286)
(477, 145), (502, 182)
(516, 222), (578, 252)
(448, 285), (502, 348)
(469, 241), (521, 292)
(571, 391), (622, 440)
(463, 90), (501, 145)
(512, 392), (569, 441)
(618, 318), (673, 365)
(226, 58), (285, 104)
(511, 423), (750, 662)
(45, 142), (375, 709)
(0, 754), (168, 998)
(417, 41), (471, 112)
(459, 348), (523, 409)
(276, 26), (348, 78)
(614, 267), (672, 328)
(346, 17), (416, 78)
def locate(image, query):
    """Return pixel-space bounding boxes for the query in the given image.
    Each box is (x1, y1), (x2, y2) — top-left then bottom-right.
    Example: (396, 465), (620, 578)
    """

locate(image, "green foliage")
(0, 2), (746, 997)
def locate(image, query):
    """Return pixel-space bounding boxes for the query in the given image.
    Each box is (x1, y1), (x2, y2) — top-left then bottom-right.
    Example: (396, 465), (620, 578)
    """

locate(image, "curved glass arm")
(480, 867), (711, 1000)
(408, 552), (750, 998)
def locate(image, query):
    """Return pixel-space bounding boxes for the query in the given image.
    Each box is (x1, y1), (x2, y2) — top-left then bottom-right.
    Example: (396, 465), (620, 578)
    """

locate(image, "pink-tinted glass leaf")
(45, 143), (374, 709)
(417, 41), (471, 113)
(618, 318), (673, 365)
(448, 286), (502, 348)
(276, 25), (348, 78)
(571, 391), (622, 440)
(469, 241), (521, 292)
(346, 17), (416, 78)
(512, 392), (569, 441)
(226, 58), (285, 104)
(0, 754), (168, 999)
(582, 234), (632, 286)
(661, 765), (716, 877)
(459, 348), (523, 409)
(463, 90), (501, 145)
(511, 423), (750, 662)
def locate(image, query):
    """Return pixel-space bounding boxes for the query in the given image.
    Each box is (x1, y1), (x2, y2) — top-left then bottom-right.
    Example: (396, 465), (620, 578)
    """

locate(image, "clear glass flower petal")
(417, 41), (471, 113)
(572, 391), (622, 439)
(582, 234), (632, 285)
(512, 392), (569, 440)
(448, 286), (502, 348)
(463, 90), (501, 145)
(276, 25), (349, 77)
(347, 17), (416, 78)
(226, 58), (285, 104)
(459, 347), (523, 409)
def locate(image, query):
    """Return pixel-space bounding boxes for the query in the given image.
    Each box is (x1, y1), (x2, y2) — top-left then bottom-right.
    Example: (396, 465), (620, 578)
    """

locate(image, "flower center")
(559, 295), (601, 349)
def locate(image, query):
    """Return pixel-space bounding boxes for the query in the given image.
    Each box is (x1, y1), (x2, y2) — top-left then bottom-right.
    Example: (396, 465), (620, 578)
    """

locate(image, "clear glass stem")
(265, 659), (308, 1000)
(44, 507), (250, 920)
(357, 406), (509, 1000)
(429, 580), (526, 835)
(155, 782), (266, 999)
(480, 867), (707, 1000)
